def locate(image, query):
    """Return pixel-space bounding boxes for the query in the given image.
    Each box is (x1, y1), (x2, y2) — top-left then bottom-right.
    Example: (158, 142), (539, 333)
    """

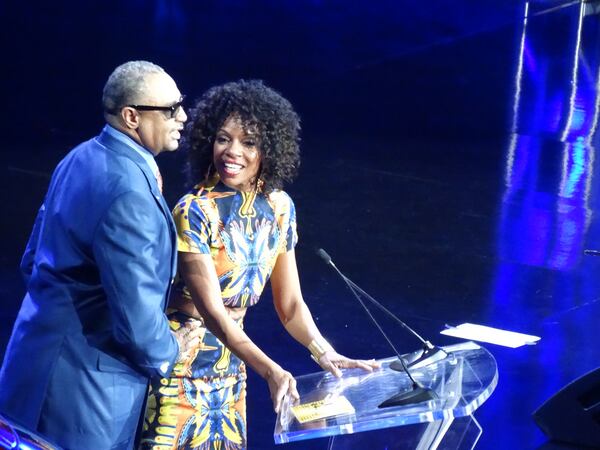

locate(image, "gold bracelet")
(308, 337), (334, 362)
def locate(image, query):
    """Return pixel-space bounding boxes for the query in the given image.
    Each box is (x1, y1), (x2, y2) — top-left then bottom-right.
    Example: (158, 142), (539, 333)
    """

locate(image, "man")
(0, 61), (196, 450)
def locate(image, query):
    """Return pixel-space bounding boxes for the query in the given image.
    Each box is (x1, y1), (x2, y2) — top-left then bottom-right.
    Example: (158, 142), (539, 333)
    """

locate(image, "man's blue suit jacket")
(0, 128), (179, 450)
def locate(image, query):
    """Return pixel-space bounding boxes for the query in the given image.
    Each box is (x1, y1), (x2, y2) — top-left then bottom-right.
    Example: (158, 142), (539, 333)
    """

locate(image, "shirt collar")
(103, 124), (159, 175)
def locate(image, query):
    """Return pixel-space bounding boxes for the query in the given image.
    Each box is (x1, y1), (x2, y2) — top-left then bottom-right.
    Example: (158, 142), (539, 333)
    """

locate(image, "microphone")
(317, 248), (448, 408)
(316, 248), (332, 265)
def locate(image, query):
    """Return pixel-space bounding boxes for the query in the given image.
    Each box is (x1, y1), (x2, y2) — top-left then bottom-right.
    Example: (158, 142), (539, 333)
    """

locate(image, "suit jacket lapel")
(96, 129), (178, 281)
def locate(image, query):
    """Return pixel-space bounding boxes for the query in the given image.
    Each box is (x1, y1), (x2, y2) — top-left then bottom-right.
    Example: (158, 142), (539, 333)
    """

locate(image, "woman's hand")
(316, 351), (381, 378)
(265, 365), (299, 413)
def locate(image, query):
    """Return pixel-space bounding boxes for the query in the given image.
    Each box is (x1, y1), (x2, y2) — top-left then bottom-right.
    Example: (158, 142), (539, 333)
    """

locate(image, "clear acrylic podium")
(0, 414), (59, 449)
(274, 342), (497, 449)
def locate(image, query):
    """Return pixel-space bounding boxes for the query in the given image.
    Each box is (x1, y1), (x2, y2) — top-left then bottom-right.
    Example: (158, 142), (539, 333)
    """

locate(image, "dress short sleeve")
(285, 195), (298, 252)
(269, 190), (298, 254)
(172, 194), (211, 254)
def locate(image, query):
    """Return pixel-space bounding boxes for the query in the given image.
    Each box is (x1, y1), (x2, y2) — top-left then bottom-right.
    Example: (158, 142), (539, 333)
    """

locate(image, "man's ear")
(121, 107), (140, 129)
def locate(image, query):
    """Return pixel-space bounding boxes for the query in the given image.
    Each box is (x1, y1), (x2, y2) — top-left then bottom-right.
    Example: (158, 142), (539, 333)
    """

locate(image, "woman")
(141, 80), (378, 450)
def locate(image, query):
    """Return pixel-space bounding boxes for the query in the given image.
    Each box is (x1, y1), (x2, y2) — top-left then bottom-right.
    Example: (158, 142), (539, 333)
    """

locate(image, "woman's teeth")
(224, 162), (242, 174)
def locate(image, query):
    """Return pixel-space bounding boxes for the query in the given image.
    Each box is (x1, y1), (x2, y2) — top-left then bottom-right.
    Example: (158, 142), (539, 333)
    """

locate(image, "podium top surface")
(274, 342), (498, 444)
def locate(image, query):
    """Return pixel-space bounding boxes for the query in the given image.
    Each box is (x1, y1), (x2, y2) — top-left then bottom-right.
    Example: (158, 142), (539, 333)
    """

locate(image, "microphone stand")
(317, 248), (449, 408)
(339, 275), (448, 370)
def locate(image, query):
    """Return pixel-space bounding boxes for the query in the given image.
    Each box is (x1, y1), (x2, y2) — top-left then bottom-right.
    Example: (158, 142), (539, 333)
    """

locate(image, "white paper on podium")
(441, 323), (541, 348)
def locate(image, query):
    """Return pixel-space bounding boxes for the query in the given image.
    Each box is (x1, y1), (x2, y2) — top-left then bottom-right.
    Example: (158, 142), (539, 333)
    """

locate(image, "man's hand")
(173, 322), (204, 363)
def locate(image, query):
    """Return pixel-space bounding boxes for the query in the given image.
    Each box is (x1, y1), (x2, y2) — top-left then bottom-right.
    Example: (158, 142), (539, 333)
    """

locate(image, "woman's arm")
(178, 251), (298, 412)
(270, 249), (380, 376)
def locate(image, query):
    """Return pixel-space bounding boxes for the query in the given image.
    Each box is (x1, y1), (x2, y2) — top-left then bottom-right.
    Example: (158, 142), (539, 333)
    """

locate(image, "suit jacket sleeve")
(20, 203), (46, 286)
(92, 190), (178, 378)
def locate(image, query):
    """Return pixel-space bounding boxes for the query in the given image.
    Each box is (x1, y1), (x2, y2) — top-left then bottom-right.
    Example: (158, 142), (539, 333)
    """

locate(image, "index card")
(441, 323), (540, 348)
(291, 395), (355, 423)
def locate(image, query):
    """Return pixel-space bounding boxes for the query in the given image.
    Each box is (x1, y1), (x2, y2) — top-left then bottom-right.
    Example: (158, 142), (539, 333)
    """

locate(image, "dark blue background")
(2, 1), (599, 449)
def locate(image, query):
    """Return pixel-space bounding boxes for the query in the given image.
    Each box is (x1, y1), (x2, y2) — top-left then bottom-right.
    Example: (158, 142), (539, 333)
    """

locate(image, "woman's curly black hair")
(183, 79), (301, 193)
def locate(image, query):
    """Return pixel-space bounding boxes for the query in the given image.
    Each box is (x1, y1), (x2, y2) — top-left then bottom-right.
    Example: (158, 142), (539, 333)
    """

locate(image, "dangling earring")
(204, 163), (214, 183)
(254, 165), (264, 193)
(256, 178), (264, 193)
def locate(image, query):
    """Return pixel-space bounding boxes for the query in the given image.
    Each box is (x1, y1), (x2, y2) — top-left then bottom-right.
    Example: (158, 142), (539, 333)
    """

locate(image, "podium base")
(327, 414), (482, 450)
(379, 386), (438, 408)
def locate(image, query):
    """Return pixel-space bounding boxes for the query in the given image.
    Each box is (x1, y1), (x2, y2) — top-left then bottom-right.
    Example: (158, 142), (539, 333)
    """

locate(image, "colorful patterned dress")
(141, 176), (298, 450)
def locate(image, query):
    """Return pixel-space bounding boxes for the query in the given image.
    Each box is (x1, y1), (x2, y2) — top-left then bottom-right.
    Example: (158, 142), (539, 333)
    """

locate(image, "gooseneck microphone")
(317, 248), (448, 407)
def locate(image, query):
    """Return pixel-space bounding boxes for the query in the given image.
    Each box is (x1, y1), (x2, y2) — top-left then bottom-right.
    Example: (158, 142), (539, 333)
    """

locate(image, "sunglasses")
(128, 95), (186, 119)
